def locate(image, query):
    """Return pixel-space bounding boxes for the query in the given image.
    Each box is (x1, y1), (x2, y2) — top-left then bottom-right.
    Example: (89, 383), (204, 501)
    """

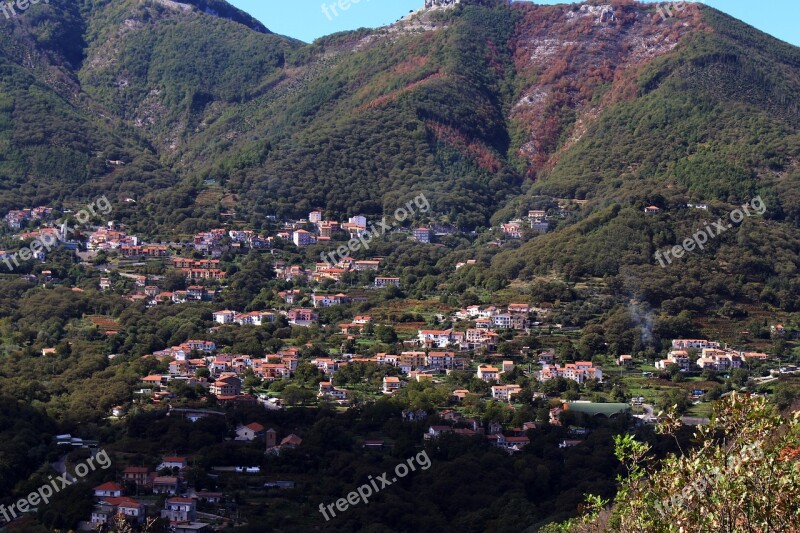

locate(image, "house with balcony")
(91, 497), (145, 525)
(656, 350), (692, 372)
(287, 308), (319, 326)
(414, 227), (432, 243)
(492, 313), (513, 329)
(183, 340), (216, 353)
(122, 467), (150, 487)
(186, 286), (205, 301)
(508, 303), (530, 314)
(671, 339), (721, 350)
(153, 476), (180, 495)
(161, 496), (197, 522)
(354, 260), (381, 271)
(465, 328), (499, 350)
(213, 310), (236, 324)
(418, 329), (452, 348)
(427, 351), (456, 370)
(210, 375), (242, 397)
(312, 293), (348, 308)
(382, 376), (402, 394)
(159, 456), (187, 471)
(539, 362), (602, 384)
(292, 229), (315, 247)
(477, 365), (501, 382)
(696, 348), (742, 371)
(501, 221), (523, 239)
(318, 381), (348, 401)
(235, 311), (274, 326)
(491, 384), (522, 401)
(318, 220), (339, 237)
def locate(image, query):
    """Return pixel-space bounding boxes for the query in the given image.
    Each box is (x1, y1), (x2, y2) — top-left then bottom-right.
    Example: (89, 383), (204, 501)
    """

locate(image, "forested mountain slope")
(0, 0), (798, 254)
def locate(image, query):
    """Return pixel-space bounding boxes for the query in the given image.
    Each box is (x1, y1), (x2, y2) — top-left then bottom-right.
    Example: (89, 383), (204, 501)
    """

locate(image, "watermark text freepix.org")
(2, 195), (112, 272)
(655, 1), (699, 21)
(0, 449), (111, 524)
(654, 443), (763, 517)
(321, 0), (371, 21)
(1, 0), (48, 20)
(655, 196), (765, 268)
(319, 193), (430, 268)
(318, 450), (431, 521)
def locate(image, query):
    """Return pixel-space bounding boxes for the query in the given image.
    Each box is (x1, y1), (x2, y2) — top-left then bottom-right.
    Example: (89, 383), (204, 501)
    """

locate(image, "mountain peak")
(424, 0), (510, 8)
(151, 0), (271, 33)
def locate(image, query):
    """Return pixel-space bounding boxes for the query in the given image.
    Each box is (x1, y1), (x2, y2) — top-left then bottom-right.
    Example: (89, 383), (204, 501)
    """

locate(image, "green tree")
(282, 385), (314, 406)
(657, 388), (690, 414)
(544, 394), (800, 532)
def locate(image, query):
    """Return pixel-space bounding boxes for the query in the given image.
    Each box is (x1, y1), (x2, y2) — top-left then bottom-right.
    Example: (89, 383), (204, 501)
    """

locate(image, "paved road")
(51, 454), (77, 483)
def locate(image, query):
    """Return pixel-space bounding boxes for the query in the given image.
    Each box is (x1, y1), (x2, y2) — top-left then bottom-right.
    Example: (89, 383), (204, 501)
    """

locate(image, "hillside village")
(54, 322), (791, 530)
(1, 195), (798, 530)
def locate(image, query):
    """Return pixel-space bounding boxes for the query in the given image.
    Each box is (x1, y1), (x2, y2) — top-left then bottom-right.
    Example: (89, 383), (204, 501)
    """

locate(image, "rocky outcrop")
(425, 0), (461, 8)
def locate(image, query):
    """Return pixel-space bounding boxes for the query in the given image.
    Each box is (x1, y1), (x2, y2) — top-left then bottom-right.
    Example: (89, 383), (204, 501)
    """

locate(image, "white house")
(348, 215), (367, 227)
(418, 329), (452, 348)
(161, 496), (197, 522)
(671, 339), (720, 350)
(382, 376), (402, 394)
(656, 350), (691, 372)
(477, 365), (500, 382)
(318, 381), (348, 400)
(235, 311), (274, 326)
(93, 482), (124, 498)
(292, 229), (315, 247)
(213, 310), (236, 324)
(539, 362), (603, 384)
(92, 497), (145, 525)
(235, 422), (265, 441)
(159, 456), (188, 470)
(492, 313), (513, 329)
(491, 384), (522, 401)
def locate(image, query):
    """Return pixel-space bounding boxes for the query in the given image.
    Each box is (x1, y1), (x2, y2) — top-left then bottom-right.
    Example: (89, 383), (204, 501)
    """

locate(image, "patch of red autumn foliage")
(426, 121), (502, 173)
(507, 1), (706, 177)
(359, 73), (443, 112)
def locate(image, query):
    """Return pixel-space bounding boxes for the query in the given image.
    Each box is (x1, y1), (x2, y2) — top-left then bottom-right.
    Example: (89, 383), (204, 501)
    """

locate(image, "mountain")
(1, 0), (799, 289)
(0, 0), (295, 215)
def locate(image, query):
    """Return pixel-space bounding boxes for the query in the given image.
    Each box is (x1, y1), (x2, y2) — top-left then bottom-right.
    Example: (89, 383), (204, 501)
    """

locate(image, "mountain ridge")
(0, 1), (798, 245)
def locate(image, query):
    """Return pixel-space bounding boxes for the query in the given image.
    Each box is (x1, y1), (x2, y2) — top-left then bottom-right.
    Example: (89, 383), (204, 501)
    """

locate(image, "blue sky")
(228, 0), (799, 47)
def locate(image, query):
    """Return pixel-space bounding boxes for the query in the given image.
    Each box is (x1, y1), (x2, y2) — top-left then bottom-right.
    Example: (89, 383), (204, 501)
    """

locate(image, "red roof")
(281, 434), (302, 446)
(103, 496), (142, 508)
(167, 496), (196, 504)
(94, 481), (123, 491)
